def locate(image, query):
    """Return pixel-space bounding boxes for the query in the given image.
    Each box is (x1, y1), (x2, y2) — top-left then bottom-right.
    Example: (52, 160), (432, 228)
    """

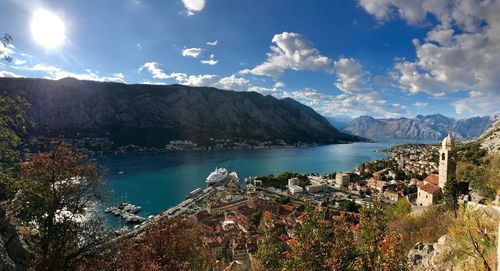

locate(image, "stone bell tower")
(438, 133), (455, 189)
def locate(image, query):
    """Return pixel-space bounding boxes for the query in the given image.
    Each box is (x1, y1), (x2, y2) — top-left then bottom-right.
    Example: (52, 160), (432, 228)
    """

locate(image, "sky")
(0, 0), (499, 120)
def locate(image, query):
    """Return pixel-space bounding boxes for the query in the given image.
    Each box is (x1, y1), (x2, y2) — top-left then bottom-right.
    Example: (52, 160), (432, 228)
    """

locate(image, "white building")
(287, 184), (303, 195)
(438, 133), (456, 189)
(288, 178), (300, 186)
(416, 133), (454, 206)
(306, 184), (325, 193)
(335, 173), (350, 188)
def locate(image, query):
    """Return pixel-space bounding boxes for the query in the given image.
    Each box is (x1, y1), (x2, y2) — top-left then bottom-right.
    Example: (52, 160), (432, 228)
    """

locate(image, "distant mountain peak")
(343, 114), (494, 140)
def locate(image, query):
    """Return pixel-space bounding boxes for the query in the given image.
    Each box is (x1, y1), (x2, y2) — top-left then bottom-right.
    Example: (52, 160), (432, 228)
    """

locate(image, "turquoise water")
(100, 140), (435, 222)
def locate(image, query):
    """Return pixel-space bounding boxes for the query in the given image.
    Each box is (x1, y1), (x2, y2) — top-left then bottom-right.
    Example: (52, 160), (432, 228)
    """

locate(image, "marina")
(105, 202), (145, 223)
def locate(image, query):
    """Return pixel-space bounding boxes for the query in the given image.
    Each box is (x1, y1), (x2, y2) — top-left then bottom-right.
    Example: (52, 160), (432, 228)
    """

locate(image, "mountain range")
(342, 114), (495, 140)
(0, 77), (363, 147)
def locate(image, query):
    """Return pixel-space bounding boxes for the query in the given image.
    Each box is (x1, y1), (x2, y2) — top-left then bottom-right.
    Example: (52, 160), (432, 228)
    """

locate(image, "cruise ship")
(205, 167), (228, 185)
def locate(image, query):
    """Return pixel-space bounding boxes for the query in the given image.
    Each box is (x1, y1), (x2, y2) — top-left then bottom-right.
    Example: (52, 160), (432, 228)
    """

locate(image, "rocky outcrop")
(479, 117), (500, 153)
(0, 208), (29, 271)
(343, 114), (494, 140)
(0, 77), (364, 147)
(407, 235), (453, 271)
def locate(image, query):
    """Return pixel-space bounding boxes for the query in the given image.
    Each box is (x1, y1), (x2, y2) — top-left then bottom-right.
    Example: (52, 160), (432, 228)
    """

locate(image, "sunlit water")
(99, 139), (436, 227)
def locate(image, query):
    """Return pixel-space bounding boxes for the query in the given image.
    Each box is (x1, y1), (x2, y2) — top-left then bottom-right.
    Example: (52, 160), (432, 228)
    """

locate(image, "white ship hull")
(206, 167), (228, 184)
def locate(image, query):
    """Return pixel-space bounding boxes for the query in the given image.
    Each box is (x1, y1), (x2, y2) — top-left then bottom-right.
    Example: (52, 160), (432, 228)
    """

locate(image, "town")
(22, 135), (314, 158)
(109, 135), (462, 269)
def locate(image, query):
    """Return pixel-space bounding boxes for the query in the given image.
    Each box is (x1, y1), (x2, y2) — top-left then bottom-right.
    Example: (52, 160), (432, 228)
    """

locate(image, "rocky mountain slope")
(343, 114), (494, 140)
(0, 77), (363, 147)
(478, 118), (500, 153)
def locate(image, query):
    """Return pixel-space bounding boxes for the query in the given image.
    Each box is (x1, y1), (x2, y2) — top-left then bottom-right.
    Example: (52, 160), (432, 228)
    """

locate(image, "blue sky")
(1, 0), (499, 119)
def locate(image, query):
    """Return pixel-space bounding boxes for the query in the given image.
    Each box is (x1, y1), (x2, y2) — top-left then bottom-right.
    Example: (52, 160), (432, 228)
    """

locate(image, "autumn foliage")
(94, 218), (213, 271)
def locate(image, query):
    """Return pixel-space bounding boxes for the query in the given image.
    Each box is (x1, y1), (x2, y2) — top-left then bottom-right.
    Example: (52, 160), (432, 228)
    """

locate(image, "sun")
(31, 9), (65, 49)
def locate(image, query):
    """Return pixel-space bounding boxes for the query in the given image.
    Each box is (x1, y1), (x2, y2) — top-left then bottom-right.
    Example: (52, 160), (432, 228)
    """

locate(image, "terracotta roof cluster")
(420, 183), (441, 195)
(423, 174), (439, 186)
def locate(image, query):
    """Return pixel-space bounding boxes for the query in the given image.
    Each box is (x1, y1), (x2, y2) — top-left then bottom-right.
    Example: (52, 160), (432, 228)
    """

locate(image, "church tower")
(438, 133), (455, 189)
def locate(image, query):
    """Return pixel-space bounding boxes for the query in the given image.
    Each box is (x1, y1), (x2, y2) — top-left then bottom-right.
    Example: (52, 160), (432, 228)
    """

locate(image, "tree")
(254, 212), (285, 271)
(443, 176), (458, 217)
(356, 196), (407, 271)
(356, 198), (387, 271)
(341, 199), (359, 212)
(250, 210), (263, 227)
(0, 95), (30, 199)
(104, 218), (213, 271)
(14, 143), (108, 271)
(325, 217), (358, 270)
(285, 204), (331, 271)
(0, 33), (13, 62)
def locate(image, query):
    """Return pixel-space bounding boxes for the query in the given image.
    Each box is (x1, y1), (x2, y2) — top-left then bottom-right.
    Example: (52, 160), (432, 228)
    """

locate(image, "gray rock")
(0, 208), (29, 271)
(407, 235), (453, 271)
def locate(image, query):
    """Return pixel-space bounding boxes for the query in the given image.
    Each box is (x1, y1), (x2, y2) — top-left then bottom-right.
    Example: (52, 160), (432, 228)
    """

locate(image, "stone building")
(438, 133), (456, 189)
(416, 133), (455, 206)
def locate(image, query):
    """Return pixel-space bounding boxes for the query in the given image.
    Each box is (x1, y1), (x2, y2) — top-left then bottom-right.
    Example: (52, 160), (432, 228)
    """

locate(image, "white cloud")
(13, 59), (27, 65)
(334, 58), (370, 94)
(181, 74), (219, 87)
(246, 86), (277, 96)
(138, 61), (251, 91)
(454, 91), (500, 116)
(0, 70), (22, 78)
(217, 75), (249, 91)
(414, 102), (429, 108)
(241, 32), (334, 78)
(279, 88), (407, 118)
(206, 40), (218, 46)
(182, 47), (203, 58)
(138, 62), (170, 79)
(360, 0), (500, 116)
(0, 42), (15, 56)
(274, 81), (285, 89)
(172, 73), (250, 91)
(20, 63), (126, 83)
(394, 61), (448, 96)
(182, 0), (205, 15)
(201, 59), (218, 65)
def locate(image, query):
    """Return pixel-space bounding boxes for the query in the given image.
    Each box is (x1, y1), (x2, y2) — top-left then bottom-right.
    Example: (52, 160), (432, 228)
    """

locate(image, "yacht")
(205, 167), (228, 185)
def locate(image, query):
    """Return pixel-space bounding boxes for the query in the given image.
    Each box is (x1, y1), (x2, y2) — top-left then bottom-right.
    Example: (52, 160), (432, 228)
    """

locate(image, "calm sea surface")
(99, 139), (436, 225)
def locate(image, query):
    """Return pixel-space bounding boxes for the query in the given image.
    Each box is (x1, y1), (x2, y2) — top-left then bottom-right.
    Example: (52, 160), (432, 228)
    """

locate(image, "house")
(306, 184), (324, 193)
(205, 236), (226, 260)
(287, 184), (303, 195)
(416, 183), (441, 206)
(335, 173), (350, 188)
(231, 240), (249, 263)
(288, 178), (300, 186)
(367, 178), (390, 192)
(208, 199), (249, 215)
(383, 189), (402, 202)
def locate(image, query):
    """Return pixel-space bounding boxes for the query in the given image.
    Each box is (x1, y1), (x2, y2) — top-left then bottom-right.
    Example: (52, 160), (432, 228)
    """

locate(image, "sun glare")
(31, 9), (65, 49)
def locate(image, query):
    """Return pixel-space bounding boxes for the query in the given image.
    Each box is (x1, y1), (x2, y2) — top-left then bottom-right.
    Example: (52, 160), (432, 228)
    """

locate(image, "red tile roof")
(423, 174), (439, 186)
(420, 183), (441, 195)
